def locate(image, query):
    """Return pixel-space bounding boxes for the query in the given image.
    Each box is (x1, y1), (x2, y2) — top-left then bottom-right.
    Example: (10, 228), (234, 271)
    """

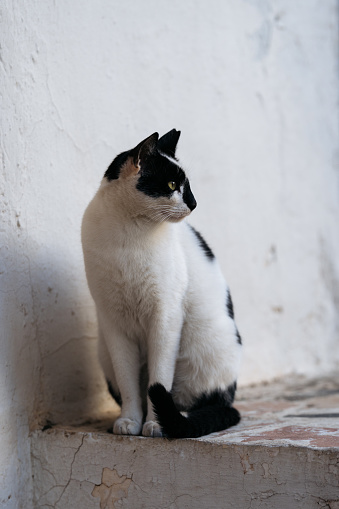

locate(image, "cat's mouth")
(143, 203), (192, 224)
(166, 209), (192, 223)
(148, 210), (190, 224)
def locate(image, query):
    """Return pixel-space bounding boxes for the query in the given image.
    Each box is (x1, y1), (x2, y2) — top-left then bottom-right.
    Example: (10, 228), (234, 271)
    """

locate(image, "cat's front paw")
(142, 420), (163, 437)
(113, 417), (142, 435)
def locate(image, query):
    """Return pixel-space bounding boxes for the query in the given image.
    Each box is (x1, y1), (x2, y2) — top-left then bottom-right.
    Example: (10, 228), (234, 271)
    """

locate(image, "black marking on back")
(148, 382), (240, 439)
(226, 289), (234, 319)
(106, 379), (122, 406)
(189, 225), (215, 260)
(236, 329), (242, 345)
(226, 290), (242, 344)
(104, 150), (130, 181)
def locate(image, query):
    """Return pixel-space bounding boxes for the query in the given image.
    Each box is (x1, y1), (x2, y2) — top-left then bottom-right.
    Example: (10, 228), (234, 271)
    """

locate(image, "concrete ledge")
(31, 376), (339, 509)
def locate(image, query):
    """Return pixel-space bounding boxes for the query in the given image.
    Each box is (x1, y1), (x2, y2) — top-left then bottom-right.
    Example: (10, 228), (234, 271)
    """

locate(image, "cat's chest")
(85, 222), (188, 334)
(112, 250), (158, 303)
(100, 242), (183, 323)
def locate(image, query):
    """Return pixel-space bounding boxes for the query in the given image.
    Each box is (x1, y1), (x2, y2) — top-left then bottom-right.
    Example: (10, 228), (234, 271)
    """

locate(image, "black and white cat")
(81, 130), (242, 438)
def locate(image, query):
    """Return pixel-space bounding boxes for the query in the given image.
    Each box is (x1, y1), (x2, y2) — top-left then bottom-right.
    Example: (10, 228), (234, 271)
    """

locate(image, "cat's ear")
(131, 132), (159, 168)
(158, 129), (181, 158)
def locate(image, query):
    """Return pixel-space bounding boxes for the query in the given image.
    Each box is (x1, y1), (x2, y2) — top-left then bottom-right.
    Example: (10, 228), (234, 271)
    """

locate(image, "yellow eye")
(168, 181), (176, 191)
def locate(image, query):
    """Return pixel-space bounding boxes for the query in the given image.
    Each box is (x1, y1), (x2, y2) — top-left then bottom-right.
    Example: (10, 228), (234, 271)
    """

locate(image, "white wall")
(1, 1), (339, 506)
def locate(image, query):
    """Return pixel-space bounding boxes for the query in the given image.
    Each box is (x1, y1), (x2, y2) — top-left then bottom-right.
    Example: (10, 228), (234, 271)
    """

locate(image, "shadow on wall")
(7, 231), (117, 429)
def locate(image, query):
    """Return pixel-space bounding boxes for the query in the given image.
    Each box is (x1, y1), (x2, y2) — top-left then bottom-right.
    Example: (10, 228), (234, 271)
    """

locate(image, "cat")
(81, 129), (242, 438)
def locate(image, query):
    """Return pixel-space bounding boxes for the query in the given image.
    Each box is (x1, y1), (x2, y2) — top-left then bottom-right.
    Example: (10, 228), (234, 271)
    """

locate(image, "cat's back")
(178, 221), (228, 315)
(179, 221), (225, 279)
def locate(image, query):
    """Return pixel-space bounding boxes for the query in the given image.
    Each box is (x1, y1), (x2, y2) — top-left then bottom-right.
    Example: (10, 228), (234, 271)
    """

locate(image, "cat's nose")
(183, 182), (197, 211)
(188, 197), (197, 211)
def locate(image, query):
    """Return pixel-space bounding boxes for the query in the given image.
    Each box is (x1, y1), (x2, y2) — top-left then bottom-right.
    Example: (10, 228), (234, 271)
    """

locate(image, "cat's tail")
(148, 383), (240, 438)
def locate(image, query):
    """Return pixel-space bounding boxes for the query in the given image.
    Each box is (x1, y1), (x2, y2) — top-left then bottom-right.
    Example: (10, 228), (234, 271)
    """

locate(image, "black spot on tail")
(189, 225), (215, 260)
(148, 383), (240, 439)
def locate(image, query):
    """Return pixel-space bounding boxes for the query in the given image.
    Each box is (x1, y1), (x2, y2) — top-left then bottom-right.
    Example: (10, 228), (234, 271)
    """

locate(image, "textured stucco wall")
(1, 1), (339, 507)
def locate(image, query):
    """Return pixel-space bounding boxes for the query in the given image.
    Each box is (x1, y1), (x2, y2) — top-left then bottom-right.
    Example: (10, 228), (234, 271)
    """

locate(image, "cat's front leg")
(142, 315), (183, 437)
(99, 315), (143, 436)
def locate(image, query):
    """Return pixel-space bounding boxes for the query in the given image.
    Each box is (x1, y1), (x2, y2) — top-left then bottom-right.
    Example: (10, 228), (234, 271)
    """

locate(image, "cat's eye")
(168, 181), (176, 191)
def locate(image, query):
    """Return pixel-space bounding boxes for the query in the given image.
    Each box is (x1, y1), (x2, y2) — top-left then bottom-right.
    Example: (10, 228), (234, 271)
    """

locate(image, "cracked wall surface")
(1, 0), (339, 507)
(31, 376), (339, 508)
(31, 428), (339, 509)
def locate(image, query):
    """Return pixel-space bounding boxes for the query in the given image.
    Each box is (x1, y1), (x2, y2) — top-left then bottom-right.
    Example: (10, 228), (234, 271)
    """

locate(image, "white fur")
(81, 168), (241, 437)
(158, 150), (179, 166)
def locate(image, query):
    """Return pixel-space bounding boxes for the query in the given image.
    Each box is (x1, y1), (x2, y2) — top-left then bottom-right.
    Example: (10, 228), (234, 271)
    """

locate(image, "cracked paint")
(238, 452), (255, 475)
(92, 468), (131, 509)
(29, 376), (339, 508)
(31, 426), (339, 509)
(53, 435), (85, 507)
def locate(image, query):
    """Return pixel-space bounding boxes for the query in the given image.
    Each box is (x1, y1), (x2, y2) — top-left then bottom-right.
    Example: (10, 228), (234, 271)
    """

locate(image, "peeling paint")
(92, 468), (132, 509)
(30, 427), (339, 509)
(238, 452), (255, 475)
(29, 376), (339, 508)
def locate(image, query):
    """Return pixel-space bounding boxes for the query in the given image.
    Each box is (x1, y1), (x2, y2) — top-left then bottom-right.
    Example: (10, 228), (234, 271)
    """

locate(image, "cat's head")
(103, 130), (197, 223)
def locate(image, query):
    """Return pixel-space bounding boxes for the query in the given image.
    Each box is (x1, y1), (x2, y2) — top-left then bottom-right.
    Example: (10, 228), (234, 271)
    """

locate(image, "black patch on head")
(136, 151), (187, 198)
(226, 289), (234, 319)
(104, 132), (159, 181)
(189, 225), (215, 260)
(104, 150), (130, 181)
(107, 379), (122, 406)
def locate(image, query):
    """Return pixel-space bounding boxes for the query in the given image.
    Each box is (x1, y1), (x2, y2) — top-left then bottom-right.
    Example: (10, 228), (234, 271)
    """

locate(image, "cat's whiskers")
(142, 205), (179, 224)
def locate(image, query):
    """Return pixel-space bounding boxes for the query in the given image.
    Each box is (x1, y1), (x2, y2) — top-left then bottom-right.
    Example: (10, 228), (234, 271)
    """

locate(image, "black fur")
(183, 180), (197, 211)
(148, 383), (240, 438)
(136, 151), (187, 199)
(158, 129), (181, 158)
(189, 225), (215, 260)
(226, 289), (234, 319)
(104, 132), (159, 182)
(104, 150), (130, 181)
(236, 329), (242, 345)
(107, 379), (122, 406)
(190, 381), (237, 410)
(226, 290), (242, 344)
(104, 132), (197, 211)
